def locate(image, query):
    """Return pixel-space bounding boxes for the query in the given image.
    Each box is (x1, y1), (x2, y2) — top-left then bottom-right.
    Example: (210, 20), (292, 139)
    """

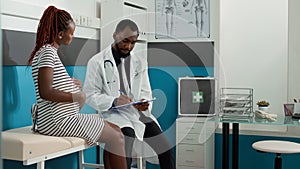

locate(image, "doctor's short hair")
(115, 19), (139, 35)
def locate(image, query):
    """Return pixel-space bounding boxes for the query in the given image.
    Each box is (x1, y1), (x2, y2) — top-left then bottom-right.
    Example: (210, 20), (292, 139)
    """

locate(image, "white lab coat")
(84, 46), (160, 141)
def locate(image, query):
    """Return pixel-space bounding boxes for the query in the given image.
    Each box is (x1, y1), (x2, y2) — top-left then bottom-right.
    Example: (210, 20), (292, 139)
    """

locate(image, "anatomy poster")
(155, 0), (210, 39)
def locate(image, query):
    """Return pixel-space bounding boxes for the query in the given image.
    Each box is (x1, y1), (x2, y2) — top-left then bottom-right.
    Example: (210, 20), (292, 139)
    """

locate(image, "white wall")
(1, 0), (100, 39)
(288, 0), (300, 100)
(219, 0), (288, 114)
(7, 0), (97, 17)
(286, 0), (300, 137)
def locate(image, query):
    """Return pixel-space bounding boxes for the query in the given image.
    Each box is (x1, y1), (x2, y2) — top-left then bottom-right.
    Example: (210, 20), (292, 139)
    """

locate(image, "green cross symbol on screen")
(192, 91), (204, 103)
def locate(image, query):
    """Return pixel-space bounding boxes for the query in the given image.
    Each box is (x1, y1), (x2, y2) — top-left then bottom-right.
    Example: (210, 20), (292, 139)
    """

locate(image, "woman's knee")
(113, 130), (125, 146)
(107, 123), (125, 145)
(99, 121), (124, 144)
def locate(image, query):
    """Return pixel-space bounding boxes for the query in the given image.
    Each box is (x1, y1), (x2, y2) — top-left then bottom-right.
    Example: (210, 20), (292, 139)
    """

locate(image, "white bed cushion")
(1, 126), (87, 161)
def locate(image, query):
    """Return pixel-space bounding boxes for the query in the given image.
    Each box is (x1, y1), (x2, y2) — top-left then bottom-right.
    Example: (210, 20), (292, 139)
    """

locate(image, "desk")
(213, 115), (300, 169)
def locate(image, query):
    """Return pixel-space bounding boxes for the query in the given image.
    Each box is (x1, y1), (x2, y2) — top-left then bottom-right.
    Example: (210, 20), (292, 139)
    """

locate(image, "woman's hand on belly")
(73, 92), (86, 109)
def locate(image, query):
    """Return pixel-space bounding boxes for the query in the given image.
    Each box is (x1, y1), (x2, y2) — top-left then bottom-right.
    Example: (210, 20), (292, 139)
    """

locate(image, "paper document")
(112, 98), (156, 109)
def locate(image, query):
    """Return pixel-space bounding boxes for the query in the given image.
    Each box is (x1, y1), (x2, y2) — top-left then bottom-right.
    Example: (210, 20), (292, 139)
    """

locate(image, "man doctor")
(84, 19), (175, 169)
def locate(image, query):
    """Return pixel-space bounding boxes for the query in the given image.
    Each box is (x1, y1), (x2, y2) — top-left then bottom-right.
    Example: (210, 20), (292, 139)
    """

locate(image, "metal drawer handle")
(185, 149), (194, 152)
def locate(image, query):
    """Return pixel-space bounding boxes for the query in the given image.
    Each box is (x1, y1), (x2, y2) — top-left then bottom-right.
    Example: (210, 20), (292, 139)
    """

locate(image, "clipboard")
(112, 98), (156, 109)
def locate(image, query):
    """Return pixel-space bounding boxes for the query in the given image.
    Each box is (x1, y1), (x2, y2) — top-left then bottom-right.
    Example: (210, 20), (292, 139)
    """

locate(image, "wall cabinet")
(176, 117), (215, 169)
(123, 3), (147, 40)
(100, 0), (148, 49)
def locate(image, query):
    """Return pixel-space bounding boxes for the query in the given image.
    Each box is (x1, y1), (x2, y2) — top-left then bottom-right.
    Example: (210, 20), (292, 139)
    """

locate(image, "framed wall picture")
(155, 0), (210, 39)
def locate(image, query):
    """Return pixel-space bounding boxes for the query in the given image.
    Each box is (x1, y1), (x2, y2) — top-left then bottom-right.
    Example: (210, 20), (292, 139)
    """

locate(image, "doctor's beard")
(115, 42), (131, 58)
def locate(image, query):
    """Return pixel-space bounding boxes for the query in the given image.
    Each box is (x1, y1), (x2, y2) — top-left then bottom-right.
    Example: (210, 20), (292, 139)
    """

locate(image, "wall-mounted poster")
(155, 0), (210, 39)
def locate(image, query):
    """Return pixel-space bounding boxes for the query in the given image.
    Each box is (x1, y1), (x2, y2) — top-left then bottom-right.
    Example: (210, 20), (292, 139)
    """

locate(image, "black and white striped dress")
(32, 44), (104, 146)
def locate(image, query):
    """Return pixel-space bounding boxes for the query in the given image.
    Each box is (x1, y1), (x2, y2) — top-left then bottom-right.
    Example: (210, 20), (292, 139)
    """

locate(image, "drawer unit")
(177, 133), (200, 144)
(176, 117), (214, 169)
(177, 121), (204, 134)
(177, 144), (204, 167)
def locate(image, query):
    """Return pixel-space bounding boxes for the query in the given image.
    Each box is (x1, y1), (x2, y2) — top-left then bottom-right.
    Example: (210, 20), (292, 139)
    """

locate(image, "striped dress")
(32, 44), (104, 146)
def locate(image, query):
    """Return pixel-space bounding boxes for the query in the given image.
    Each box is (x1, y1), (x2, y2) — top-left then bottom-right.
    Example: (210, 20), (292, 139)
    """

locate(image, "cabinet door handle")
(186, 138), (194, 141)
(185, 149), (194, 152)
(185, 160), (195, 163)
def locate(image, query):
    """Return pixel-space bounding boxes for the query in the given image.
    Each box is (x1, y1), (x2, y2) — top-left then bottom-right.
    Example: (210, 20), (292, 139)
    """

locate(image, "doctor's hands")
(134, 99), (149, 111)
(115, 94), (149, 111)
(116, 94), (132, 106)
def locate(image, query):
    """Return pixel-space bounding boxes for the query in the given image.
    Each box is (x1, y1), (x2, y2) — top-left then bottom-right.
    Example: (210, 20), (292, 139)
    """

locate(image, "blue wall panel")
(2, 66), (97, 169)
(2, 65), (212, 169)
(3, 66), (35, 130)
(215, 133), (300, 169)
(2, 66), (96, 130)
(4, 65), (300, 169)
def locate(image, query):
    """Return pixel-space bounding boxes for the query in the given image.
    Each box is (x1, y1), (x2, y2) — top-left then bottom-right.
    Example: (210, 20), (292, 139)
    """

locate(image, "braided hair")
(27, 6), (73, 65)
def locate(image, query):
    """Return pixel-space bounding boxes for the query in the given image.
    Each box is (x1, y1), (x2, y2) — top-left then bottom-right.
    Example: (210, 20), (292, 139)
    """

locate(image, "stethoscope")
(104, 58), (136, 98)
(104, 59), (116, 85)
(104, 60), (113, 68)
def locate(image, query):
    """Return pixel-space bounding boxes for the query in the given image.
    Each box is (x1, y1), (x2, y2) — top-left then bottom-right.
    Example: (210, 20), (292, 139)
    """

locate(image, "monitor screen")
(179, 77), (215, 116)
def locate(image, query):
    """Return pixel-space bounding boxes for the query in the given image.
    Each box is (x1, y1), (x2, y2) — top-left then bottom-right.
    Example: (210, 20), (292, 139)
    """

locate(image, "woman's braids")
(28, 6), (73, 65)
